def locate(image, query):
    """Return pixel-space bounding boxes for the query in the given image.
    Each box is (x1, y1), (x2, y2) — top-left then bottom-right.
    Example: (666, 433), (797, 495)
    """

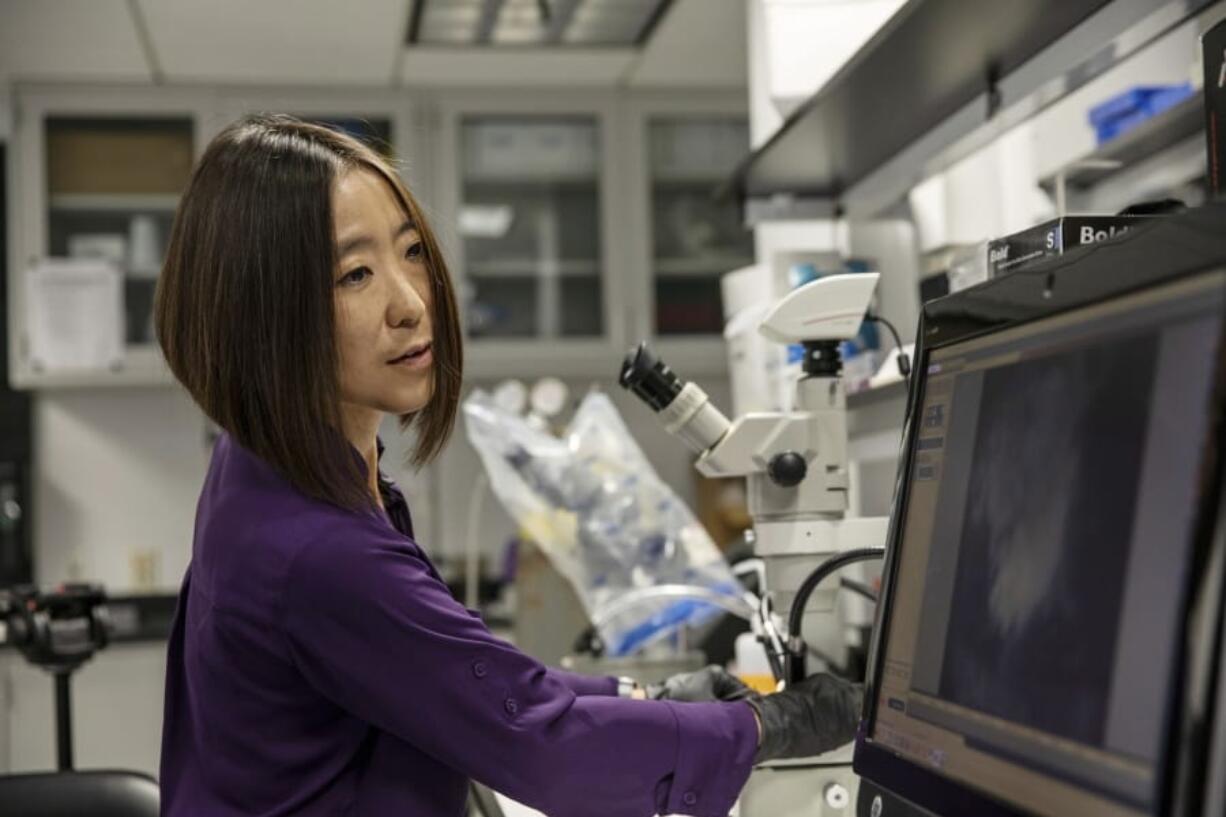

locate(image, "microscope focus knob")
(767, 452), (807, 487)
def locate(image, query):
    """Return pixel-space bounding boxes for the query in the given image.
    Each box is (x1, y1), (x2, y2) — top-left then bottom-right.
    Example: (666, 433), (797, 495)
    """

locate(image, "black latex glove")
(746, 673), (862, 763)
(646, 665), (757, 703)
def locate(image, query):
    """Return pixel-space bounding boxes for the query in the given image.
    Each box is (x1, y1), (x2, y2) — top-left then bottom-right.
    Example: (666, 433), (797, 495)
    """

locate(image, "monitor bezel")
(853, 206), (1226, 817)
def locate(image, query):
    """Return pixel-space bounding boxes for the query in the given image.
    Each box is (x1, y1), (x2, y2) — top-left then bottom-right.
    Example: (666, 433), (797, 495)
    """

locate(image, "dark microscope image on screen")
(935, 333), (1159, 749)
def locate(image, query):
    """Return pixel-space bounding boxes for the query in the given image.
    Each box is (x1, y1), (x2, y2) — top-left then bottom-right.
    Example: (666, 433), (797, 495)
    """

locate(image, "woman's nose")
(387, 270), (426, 328)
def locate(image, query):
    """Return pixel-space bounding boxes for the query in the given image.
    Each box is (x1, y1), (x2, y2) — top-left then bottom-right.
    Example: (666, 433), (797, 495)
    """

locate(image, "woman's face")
(332, 168), (435, 426)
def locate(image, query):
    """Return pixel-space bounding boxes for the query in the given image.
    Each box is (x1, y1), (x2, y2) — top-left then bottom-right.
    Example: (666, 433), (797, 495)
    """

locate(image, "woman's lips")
(389, 343), (432, 370)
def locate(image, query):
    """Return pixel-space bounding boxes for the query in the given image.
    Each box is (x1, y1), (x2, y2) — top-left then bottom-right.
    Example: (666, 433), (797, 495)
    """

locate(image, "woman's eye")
(339, 267), (371, 286)
(405, 241), (424, 261)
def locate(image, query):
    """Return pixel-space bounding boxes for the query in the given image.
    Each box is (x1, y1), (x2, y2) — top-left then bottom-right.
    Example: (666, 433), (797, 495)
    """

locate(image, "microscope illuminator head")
(758, 272), (880, 345)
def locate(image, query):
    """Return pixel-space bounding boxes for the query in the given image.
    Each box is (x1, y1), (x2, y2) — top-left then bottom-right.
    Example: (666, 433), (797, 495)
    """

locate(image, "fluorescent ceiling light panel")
(407, 0), (673, 47)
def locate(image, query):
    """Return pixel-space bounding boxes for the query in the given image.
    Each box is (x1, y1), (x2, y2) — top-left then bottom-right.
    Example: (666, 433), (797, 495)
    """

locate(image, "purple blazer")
(160, 433), (757, 816)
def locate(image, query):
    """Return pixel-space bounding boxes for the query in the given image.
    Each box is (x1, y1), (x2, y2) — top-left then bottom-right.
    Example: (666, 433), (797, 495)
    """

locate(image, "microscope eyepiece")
(619, 342), (683, 412)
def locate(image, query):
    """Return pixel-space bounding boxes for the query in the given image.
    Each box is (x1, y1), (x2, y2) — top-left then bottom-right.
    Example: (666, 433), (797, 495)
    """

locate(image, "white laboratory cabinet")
(430, 91), (630, 379)
(7, 87), (214, 388)
(625, 94), (753, 378)
(6, 84), (748, 387)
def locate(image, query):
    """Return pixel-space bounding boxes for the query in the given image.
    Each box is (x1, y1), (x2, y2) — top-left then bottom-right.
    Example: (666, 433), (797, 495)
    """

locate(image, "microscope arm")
(695, 414), (816, 480)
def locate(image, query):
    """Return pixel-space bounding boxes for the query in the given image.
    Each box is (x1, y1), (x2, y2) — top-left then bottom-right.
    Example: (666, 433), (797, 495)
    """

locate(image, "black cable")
(866, 314), (911, 380)
(840, 576), (878, 603)
(784, 548), (886, 684)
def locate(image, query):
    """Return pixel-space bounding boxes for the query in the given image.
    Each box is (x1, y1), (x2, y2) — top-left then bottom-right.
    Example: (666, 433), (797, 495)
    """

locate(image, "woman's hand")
(645, 665), (757, 703)
(745, 673), (862, 762)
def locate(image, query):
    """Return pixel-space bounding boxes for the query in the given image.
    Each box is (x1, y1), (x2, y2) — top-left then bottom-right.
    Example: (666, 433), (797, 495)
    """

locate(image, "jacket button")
(682, 791), (698, 806)
(504, 698), (519, 716)
(472, 661), (488, 679)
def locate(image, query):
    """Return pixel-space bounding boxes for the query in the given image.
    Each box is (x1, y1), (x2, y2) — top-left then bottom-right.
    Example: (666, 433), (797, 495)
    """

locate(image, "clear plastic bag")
(463, 390), (742, 656)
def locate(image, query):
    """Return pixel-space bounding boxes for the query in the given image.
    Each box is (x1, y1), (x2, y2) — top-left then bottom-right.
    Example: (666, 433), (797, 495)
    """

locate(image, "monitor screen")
(866, 270), (1226, 817)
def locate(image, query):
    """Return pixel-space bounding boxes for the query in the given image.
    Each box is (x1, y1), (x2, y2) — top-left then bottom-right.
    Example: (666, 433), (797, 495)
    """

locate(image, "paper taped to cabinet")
(26, 258), (124, 372)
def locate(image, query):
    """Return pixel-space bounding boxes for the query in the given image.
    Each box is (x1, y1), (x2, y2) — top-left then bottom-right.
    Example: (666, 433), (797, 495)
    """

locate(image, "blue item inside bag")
(1088, 83), (1196, 145)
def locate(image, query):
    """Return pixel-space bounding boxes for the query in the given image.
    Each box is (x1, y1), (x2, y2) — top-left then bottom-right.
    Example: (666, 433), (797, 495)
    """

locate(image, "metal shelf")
(721, 0), (1212, 216)
(653, 172), (735, 186)
(1039, 94), (1204, 192)
(654, 255), (753, 276)
(463, 172), (598, 186)
(466, 258), (599, 277)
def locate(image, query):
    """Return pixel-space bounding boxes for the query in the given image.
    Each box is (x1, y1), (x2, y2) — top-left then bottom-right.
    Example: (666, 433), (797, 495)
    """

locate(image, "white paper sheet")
(26, 258), (125, 372)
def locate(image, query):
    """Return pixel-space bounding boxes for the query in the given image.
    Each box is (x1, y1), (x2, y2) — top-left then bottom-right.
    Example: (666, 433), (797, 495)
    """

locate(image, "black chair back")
(0, 770), (159, 817)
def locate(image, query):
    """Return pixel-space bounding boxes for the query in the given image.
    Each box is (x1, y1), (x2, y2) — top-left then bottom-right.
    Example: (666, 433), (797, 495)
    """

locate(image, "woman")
(155, 114), (859, 817)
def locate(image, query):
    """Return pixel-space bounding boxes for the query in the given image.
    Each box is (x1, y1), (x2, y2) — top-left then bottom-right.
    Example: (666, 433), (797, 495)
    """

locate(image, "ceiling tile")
(564, 14), (643, 45)
(0, 0), (745, 91)
(138, 0), (408, 84)
(0, 0), (150, 81)
(627, 0), (747, 88)
(422, 4), (483, 28)
(420, 22), (478, 43)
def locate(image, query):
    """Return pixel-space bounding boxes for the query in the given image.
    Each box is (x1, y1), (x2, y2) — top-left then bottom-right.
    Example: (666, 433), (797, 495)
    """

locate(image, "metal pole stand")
(54, 670), (74, 771)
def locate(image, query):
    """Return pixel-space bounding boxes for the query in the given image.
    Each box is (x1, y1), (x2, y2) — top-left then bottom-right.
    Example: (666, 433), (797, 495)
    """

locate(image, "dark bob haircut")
(155, 114), (463, 511)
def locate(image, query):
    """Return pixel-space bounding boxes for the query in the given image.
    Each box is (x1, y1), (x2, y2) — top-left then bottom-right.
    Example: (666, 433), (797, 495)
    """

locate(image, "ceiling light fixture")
(405, 0), (676, 48)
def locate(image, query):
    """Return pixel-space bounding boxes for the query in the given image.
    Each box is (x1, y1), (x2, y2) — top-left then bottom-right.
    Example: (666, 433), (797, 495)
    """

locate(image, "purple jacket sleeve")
(282, 523), (757, 817)
(547, 667), (618, 697)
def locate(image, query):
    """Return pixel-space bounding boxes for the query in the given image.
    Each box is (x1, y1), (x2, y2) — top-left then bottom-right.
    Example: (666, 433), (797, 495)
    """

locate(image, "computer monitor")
(855, 207), (1226, 817)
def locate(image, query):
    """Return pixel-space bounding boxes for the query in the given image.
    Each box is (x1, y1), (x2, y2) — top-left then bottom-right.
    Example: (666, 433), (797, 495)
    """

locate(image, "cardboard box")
(986, 216), (1153, 278)
(47, 126), (193, 195)
(1203, 18), (1226, 197)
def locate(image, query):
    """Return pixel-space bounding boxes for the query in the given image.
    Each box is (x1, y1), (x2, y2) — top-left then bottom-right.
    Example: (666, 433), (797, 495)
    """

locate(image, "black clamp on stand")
(0, 584), (112, 770)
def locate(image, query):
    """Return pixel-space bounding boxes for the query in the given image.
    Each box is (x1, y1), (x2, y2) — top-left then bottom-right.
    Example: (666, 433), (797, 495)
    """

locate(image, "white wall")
(746, 0), (905, 147)
(33, 388), (207, 591)
(0, 80), (11, 141)
(909, 122), (1055, 253)
(2, 643), (167, 776)
(846, 220), (922, 342)
(746, 0), (777, 149)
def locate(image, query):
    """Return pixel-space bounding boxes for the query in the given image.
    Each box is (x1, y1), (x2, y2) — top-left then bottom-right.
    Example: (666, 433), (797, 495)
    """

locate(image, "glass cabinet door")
(649, 117), (753, 335)
(458, 116), (603, 339)
(294, 116), (393, 157)
(44, 116), (194, 348)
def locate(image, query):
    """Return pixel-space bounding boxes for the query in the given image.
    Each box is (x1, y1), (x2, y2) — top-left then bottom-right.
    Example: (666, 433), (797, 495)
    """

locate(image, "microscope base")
(737, 744), (859, 817)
